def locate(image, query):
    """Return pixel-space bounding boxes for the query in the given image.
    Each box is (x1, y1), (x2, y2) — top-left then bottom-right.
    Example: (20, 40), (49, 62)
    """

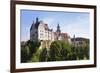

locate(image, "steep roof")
(61, 33), (69, 38)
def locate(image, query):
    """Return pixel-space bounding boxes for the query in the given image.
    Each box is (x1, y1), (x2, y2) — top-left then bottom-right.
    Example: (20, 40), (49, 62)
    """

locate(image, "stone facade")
(30, 17), (71, 48)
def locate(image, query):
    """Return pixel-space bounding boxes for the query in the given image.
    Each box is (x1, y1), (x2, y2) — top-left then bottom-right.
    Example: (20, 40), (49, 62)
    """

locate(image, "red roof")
(53, 32), (70, 38)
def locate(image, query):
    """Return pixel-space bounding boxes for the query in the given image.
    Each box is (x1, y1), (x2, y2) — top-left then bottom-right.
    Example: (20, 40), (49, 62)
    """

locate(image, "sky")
(20, 10), (90, 41)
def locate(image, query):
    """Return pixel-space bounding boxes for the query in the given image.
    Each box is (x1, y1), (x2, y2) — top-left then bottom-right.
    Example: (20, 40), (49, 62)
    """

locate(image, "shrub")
(49, 40), (72, 61)
(39, 48), (48, 62)
(21, 45), (30, 62)
(21, 40), (41, 63)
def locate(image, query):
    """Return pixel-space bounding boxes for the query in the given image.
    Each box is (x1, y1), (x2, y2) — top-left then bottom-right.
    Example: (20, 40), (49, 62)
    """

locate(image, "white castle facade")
(30, 17), (71, 48)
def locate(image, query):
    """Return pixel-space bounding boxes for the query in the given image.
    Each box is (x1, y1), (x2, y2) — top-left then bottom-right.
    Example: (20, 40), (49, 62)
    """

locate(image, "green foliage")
(49, 41), (62, 61)
(27, 40), (40, 54)
(39, 48), (49, 62)
(21, 45), (30, 62)
(49, 40), (72, 61)
(60, 48), (68, 60)
(77, 47), (84, 60)
(83, 44), (89, 59)
(21, 39), (90, 63)
(74, 43), (89, 60)
(30, 49), (41, 62)
(21, 40), (41, 63)
(60, 41), (71, 60)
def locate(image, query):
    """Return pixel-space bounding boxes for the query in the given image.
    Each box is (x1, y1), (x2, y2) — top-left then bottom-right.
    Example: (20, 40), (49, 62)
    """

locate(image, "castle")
(30, 17), (71, 48)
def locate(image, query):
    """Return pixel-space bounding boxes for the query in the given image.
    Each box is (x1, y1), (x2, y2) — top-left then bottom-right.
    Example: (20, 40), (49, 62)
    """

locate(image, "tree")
(30, 49), (41, 62)
(83, 43), (89, 59)
(60, 41), (71, 60)
(21, 45), (30, 62)
(76, 47), (84, 60)
(39, 48), (48, 62)
(49, 40), (72, 61)
(27, 40), (40, 55)
(49, 41), (62, 61)
(21, 40), (41, 63)
(60, 48), (68, 60)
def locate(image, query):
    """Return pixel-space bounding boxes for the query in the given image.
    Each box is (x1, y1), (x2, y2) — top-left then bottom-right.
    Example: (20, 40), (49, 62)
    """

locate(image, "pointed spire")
(56, 23), (61, 33)
(56, 23), (61, 37)
(36, 17), (39, 23)
(57, 23), (60, 28)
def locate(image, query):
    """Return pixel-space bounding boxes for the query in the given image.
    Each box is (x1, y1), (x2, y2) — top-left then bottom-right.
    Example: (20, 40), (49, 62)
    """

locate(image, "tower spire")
(56, 23), (61, 33)
(36, 17), (39, 23)
(56, 23), (61, 36)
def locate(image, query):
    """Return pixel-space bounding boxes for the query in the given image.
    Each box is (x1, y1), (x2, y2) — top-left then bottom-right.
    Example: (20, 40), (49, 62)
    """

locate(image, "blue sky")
(20, 10), (90, 41)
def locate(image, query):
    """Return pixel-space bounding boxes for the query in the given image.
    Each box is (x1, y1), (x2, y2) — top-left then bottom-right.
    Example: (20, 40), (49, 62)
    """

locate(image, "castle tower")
(36, 17), (39, 23)
(56, 23), (61, 36)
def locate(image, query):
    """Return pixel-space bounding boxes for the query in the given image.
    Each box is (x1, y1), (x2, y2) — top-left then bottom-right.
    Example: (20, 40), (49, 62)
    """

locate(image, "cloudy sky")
(20, 10), (90, 41)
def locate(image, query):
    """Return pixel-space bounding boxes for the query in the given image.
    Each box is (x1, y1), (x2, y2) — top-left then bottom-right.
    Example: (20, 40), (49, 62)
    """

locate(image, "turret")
(36, 17), (39, 23)
(56, 23), (61, 36)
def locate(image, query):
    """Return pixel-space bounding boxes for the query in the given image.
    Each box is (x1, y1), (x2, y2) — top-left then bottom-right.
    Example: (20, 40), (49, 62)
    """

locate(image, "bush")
(49, 40), (72, 61)
(60, 48), (68, 60)
(21, 39), (90, 62)
(49, 41), (62, 61)
(21, 45), (30, 62)
(21, 40), (41, 63)
(39, 48), (48, 62)
(27, 40), (40, 54)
